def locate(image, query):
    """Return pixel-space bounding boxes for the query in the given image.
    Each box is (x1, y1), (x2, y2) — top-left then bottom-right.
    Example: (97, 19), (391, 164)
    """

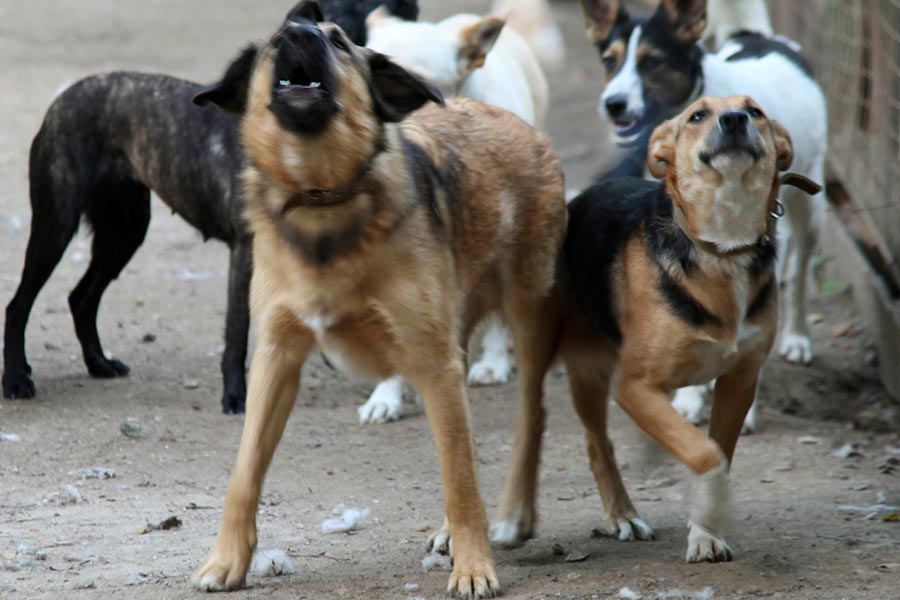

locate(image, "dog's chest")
(683, 269), (762, 385)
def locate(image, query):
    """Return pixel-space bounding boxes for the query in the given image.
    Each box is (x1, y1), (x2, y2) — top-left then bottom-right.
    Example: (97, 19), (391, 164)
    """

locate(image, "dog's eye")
(747, 106), (764, 118)
(330, 32), (349, 52)
(601, 55), (618, 72)
(689, 109), (709, 123)
(639, 55), (664, 71)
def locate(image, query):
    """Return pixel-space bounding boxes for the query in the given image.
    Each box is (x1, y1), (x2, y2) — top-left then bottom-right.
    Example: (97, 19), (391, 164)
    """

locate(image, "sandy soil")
(1, 1), (898, 599)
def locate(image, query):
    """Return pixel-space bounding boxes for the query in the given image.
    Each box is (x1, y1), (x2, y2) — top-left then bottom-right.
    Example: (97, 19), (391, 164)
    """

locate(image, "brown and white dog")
(490, 96), (820, 560)
(189, 5), (566, 597)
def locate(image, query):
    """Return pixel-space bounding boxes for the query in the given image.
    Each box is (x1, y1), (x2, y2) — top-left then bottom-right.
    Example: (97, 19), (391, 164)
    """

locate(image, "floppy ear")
(366, 5), (393, 31)
(367, 52), (445, 122)
(771, 120), (794, 171)
(458, 17), (505, 74)
(659, 0), (707, 44)
(193, 44), (258, 113)
(580, 0), (622, 45)
(285, 0), (323, 24)
(647, 118), (677, 179)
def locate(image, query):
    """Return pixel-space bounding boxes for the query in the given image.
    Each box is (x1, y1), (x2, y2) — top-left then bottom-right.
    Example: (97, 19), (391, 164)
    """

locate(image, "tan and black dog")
(490, 96), (820, 562)
(190, 5), (565, 597)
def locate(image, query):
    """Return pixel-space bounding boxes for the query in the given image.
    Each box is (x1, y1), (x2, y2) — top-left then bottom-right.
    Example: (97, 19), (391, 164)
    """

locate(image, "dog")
(189, 5), (566, 597)
(356, 2), (554, 423)
(491, 95), (821, 560)
(1, 0), (418, 413)
(579, 0), (827, 430)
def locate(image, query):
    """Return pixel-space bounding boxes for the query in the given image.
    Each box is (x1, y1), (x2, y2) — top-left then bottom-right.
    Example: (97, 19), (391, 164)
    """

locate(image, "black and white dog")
(580, 0), (827, 429)
(2, 0), (418, 413)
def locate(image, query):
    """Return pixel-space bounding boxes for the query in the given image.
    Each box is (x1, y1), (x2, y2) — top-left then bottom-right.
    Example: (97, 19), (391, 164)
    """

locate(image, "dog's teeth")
(309, 81), (321, 88)
(279, 79), (292, 86)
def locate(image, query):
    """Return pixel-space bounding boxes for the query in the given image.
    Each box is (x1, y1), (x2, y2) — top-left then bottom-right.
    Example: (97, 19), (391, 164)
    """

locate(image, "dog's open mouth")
(699, 143), (763, 166)
(612, 118), (641, 138)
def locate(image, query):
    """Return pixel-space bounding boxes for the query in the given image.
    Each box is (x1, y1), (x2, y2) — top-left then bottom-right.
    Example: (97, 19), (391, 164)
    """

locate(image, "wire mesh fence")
(770, 0), (900, 287)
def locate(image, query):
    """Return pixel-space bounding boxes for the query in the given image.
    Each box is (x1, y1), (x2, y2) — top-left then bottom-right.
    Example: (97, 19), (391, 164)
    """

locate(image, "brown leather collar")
(280, 138), (386, 215)
(675, 172), (823, 258)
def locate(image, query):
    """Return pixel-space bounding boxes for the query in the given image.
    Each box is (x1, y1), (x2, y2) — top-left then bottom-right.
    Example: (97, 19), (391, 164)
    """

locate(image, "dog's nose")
(719, 110), (749, 134)
(605, 95), (628, 119)
(284, 22), (322, 43)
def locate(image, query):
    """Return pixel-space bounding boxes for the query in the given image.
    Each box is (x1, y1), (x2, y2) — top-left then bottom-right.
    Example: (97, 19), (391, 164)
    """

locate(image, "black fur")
(723, 31), (814, 78)
(311, 0), (418, 46)
(657, 270), (721, 328)
(746, 276), (775, 320)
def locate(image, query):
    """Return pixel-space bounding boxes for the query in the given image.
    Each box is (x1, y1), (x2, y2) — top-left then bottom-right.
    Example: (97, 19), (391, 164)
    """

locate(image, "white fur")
(612, 517), (655, 541)
(600, 27), (646, 127)
(686, 461), (733, 562)
(488, 520), (529, 548)
(672, 385), (706, 424)
(705, 0), (773, 49)
(491, 0), (565, 69)
(358, 376), (404, 423)
(467, 319), (513, 386)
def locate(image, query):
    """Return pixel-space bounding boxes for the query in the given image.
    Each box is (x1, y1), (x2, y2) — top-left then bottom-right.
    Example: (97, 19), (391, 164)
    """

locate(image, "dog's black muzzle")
(700, 110), (764, 165)
(269, 21), (340, 135)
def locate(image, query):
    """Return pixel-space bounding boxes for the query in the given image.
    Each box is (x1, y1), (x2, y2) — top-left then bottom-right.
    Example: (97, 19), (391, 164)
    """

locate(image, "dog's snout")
(284, 22), (323, 43)
(605, 95), (628, 119)
(718, 111), (749, 134)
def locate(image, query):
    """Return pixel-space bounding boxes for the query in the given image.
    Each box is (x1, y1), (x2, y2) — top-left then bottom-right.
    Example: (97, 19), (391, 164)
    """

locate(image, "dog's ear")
(367, 51), (445, 122)
(580, 0), (623, 45)
(458, 17), (506, 74)
(285, 0), (323, 24)
(193, 44), (258, 113)
(771, 120), (794, 171)
(659, 0), (707, 44)
(366, 5), (393, 31)
(648, 118), (677, 179)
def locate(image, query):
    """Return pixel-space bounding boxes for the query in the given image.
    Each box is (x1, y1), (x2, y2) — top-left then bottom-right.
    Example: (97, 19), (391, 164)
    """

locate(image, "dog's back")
(33, 72), (244, 241)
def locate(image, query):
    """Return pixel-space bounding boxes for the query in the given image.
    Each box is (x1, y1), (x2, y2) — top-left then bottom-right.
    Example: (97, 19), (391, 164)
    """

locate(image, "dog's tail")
(705, 0), (774, 49)
(492, 0), (565, 70)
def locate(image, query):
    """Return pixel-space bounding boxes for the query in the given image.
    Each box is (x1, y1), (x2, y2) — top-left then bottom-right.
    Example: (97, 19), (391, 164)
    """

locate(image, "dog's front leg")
(407, 357), (499, 599)
(194, 310), (313, 591)
(616, 375), (732, 563)
(221, 239), (252, 414)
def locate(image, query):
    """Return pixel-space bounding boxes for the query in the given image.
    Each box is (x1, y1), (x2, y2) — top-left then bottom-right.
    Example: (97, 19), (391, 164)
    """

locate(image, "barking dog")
(580, 0), (827, 429)
(190, 5), (565, 597)
(496, 96), (820, 561)
(1, 0), (418, 413)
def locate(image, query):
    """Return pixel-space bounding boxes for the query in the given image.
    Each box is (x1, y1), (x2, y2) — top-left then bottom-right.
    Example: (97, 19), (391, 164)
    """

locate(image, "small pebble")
(120, 421), (143, 438)
(552, 543), (566, 556)
(140, 333), (156, 344)
(564, 550), (589, 562)
(183, 379), (200, 389)
(403, 582), (421, 592)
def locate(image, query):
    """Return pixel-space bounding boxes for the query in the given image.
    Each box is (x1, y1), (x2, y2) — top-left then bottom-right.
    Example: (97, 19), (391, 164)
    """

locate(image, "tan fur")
(601, 39), (625, 80)
(581, 0), (621, 45)
(497, 96), (790, 561)
(193, 24), (566, 598)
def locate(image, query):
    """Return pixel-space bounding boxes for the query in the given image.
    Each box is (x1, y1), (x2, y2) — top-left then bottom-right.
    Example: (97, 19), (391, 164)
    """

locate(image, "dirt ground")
(1, 1), (898, 599)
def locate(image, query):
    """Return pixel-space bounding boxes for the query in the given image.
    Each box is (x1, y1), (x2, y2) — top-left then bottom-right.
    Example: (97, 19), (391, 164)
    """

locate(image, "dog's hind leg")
(778, 163), (826, 364)
(564, 342), (654, 542)
(221, 239), (252, 414)
(3, 175), (82, 398)
(489, 289), (557, 548)
(69, 179), (150, 378)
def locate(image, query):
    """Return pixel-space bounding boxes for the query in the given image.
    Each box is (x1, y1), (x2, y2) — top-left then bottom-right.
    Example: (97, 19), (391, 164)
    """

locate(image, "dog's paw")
(358, 379), (404, 424)
(86, 354), (130, 378)
(686, 523), (733, 563)
(608, 516), (655, 542)
(489, 518), (533, 548)
(447, 553), (500, 599)
(740, 402), (757, 434)
(427, 526), (452, 555)
(778, 332), (813, 364)
(192, 550), (252, 592)
(672, 386), (705, 424)
(2, 370), (36, 399)
(467, 354), (513, 387)
(221, 388), (246, 415)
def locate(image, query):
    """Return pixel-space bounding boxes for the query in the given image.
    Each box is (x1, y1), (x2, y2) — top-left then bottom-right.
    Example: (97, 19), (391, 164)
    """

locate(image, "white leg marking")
(686, 461), (733, 562)
(672, 385), (707, 424)
(358, 376), (404, 424)
(427, 527), (452, 555)
(611, 516), (655, 542)
(741, 401), (757, 434)
(467, 320), (514, 386)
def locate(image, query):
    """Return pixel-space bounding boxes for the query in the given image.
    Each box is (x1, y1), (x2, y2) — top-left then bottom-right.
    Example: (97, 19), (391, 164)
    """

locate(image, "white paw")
(358, 377), (404, 424)
(427, 528), (451, 555)
(467, 353), (513, 386)
(609, 517), (654, 541)
(741, 402), (757, 434)
(779, 332), (813, 364)
(489, 520), (532, 548)
(672, 386), (706, 424)
(686, 522), (733, 563)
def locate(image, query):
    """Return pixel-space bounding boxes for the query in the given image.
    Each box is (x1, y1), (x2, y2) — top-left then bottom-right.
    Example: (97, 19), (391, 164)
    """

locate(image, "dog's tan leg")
(566, 352), (654, 541)
(616, 374), (731, 563)
(193, 309), (313, 591)
(405, 353), (498, 599)
(709, 358), (762, 464)
(490, 291), (557, 548)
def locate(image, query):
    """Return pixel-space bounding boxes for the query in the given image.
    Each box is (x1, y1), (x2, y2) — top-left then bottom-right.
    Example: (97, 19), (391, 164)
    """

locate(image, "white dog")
(357, 0), (561, 424)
